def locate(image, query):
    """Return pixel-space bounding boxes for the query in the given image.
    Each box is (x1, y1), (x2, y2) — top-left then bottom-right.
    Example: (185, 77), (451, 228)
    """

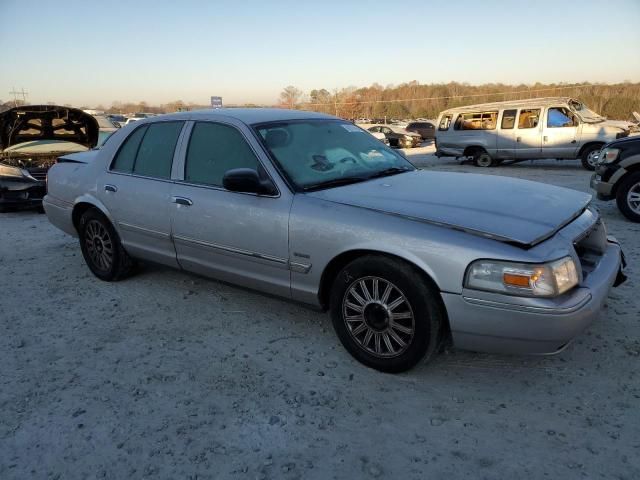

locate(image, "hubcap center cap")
(363, 303), (390, 332)
(93, 237), (103, 252)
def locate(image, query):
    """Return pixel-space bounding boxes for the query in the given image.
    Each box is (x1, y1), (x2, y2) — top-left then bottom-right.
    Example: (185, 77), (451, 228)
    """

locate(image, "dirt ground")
(1, 148), (639, 479)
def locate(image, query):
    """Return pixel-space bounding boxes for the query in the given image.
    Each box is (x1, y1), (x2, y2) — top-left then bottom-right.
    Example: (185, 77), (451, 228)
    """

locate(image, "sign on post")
(210, 96), (223, 108)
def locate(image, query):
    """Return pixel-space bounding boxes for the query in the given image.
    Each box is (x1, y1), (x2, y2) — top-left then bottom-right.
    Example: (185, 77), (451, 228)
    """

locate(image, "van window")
(547, 107), (575, 128)
(517, 109), (541, 129)
(133, 121), (184, 179)
(501, 109), (517, 129)
(438, 115), (452, 131)
(454, 111), (498, 130)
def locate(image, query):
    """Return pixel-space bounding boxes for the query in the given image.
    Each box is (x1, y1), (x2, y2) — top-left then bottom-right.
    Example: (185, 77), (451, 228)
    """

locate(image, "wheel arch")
(462, 145), (487, 157)
(317, 248), (452, 343)
(71, 195), (115, 233)
(612, 163), (640, 197)
(578, 141), (605, 158)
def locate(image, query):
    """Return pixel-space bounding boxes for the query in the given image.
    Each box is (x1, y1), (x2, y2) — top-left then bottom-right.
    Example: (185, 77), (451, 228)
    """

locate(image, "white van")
(435, 97), (630, 170)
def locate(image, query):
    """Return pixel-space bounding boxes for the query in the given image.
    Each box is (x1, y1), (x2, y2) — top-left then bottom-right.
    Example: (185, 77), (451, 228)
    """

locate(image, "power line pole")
(9, 87), (28, 107)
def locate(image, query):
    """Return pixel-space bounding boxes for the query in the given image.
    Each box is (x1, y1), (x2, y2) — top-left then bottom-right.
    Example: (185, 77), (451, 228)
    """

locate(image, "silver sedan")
(44, 109), (626, 372)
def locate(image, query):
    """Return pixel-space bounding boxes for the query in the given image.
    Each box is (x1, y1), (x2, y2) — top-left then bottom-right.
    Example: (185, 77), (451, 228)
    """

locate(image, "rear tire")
(329, 255), (444, 373)
(580, 144), (602, 171)
(615, 172), (640, 222)
(472, 149), (495, 167)
(79, 209), (134, 281)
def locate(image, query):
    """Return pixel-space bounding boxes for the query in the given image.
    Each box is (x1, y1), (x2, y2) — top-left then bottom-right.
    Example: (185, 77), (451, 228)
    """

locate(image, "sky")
(1, 0), (639, 107)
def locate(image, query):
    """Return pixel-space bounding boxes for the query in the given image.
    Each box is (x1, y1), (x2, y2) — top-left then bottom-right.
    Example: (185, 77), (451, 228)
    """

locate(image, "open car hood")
(0, 105), (99, 151)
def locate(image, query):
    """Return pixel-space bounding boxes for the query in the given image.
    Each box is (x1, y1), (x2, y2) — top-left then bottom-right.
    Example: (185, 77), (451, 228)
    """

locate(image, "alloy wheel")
(342, 276), (415, 358)
(627, 181), (640, 215)
(84, 219), (114, 271)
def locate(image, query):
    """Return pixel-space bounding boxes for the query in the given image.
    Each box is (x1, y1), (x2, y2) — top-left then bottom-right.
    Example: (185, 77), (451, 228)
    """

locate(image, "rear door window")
(517, 109), (541, 129)
(111, 125), (148, 173)
(133, 121), (184, 179)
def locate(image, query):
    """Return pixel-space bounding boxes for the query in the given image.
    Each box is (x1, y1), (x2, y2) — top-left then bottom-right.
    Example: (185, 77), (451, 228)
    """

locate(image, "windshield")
(569, 100), (604, 123)
(254, 120), (414, 191)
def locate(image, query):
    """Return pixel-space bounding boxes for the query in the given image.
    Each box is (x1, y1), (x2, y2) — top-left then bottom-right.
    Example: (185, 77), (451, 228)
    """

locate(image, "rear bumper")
(443, 240), (624, 354)
(435, 146), (464, 157)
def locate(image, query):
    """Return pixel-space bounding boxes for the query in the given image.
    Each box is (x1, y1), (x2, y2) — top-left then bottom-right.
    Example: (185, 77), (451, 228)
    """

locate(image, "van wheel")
(615, 172), (640, 222)
(79, 209), (134, 281)
(473, 150), (495, 167)
(581, 144), (602, 171)
(329, 255), (444, 373)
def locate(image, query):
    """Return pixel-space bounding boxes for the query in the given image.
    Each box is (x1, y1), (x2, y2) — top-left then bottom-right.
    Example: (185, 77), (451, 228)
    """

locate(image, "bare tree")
(279, 86), (303, 109)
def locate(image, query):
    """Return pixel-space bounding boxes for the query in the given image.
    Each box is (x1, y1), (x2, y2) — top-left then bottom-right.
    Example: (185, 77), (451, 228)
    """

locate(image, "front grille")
(28, 168), (48, 181)
(573, 218), (607, 280)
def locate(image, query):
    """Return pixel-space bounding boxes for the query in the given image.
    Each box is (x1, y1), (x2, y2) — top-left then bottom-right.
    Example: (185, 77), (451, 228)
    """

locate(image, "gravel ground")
(1, 149), (639, 479)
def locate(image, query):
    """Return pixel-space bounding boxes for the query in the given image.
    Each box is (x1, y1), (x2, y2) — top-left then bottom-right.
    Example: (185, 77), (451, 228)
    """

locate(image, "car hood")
(306, 170), (591, 247)
(0, 105), (99, 151)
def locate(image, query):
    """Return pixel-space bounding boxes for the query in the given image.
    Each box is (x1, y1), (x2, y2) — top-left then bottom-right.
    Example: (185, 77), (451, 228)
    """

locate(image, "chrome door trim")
(289, 261), (312, 274)
(173, 234), (289, 267)
(119, 221), (171, 239)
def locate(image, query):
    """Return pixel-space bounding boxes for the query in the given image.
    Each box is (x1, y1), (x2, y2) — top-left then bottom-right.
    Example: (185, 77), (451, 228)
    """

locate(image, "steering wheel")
(339, 156), (358, 164)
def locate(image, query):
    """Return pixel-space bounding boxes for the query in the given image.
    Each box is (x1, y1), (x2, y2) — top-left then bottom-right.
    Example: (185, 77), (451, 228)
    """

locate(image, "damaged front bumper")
(0, 176), (46, 209)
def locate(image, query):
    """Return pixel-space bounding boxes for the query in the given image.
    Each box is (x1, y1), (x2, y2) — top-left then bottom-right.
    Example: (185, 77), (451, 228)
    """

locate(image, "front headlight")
(465, 257), (578, 297)
(0, 164), (29, 178)
(599, 147), (620, 164)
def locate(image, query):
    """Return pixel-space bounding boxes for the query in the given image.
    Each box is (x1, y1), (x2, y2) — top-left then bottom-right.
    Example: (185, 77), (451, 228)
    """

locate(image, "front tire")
(79, 209), (133, 281)
(581, 144), (602, 171)
(616, 172), (640, 222)
(329, 255), (444, 373)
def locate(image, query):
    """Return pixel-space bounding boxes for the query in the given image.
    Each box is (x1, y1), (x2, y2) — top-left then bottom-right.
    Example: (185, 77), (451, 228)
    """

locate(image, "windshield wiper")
(302, 176), (370, 191)
(366, 166), (412, 179)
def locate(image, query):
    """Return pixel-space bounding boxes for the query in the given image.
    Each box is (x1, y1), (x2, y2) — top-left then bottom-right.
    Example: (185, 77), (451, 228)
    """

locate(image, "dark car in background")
(591, 135), (640, 222)
(405, 121), (436, 140)
(0, 105), (98, 211)
(367, 125), (422, 148)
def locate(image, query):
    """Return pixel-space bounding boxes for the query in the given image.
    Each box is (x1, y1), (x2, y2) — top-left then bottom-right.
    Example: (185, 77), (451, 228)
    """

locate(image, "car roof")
(440, 97), (578, 114)
(140, 108), (337, 126)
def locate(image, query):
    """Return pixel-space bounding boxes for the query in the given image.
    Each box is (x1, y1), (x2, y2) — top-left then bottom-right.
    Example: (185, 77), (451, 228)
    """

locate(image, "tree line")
(3, 81), (639, 121)
(280, 81), (640, 121)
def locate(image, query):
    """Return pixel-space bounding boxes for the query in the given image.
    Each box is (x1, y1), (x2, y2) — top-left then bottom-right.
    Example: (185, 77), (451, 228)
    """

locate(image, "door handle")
(104, 184), (117, 193)
(172, 196), (193, 206)
(543, 136), (548, 142)
(516, 136), (521, 143)
(571, 140), (577, 144)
